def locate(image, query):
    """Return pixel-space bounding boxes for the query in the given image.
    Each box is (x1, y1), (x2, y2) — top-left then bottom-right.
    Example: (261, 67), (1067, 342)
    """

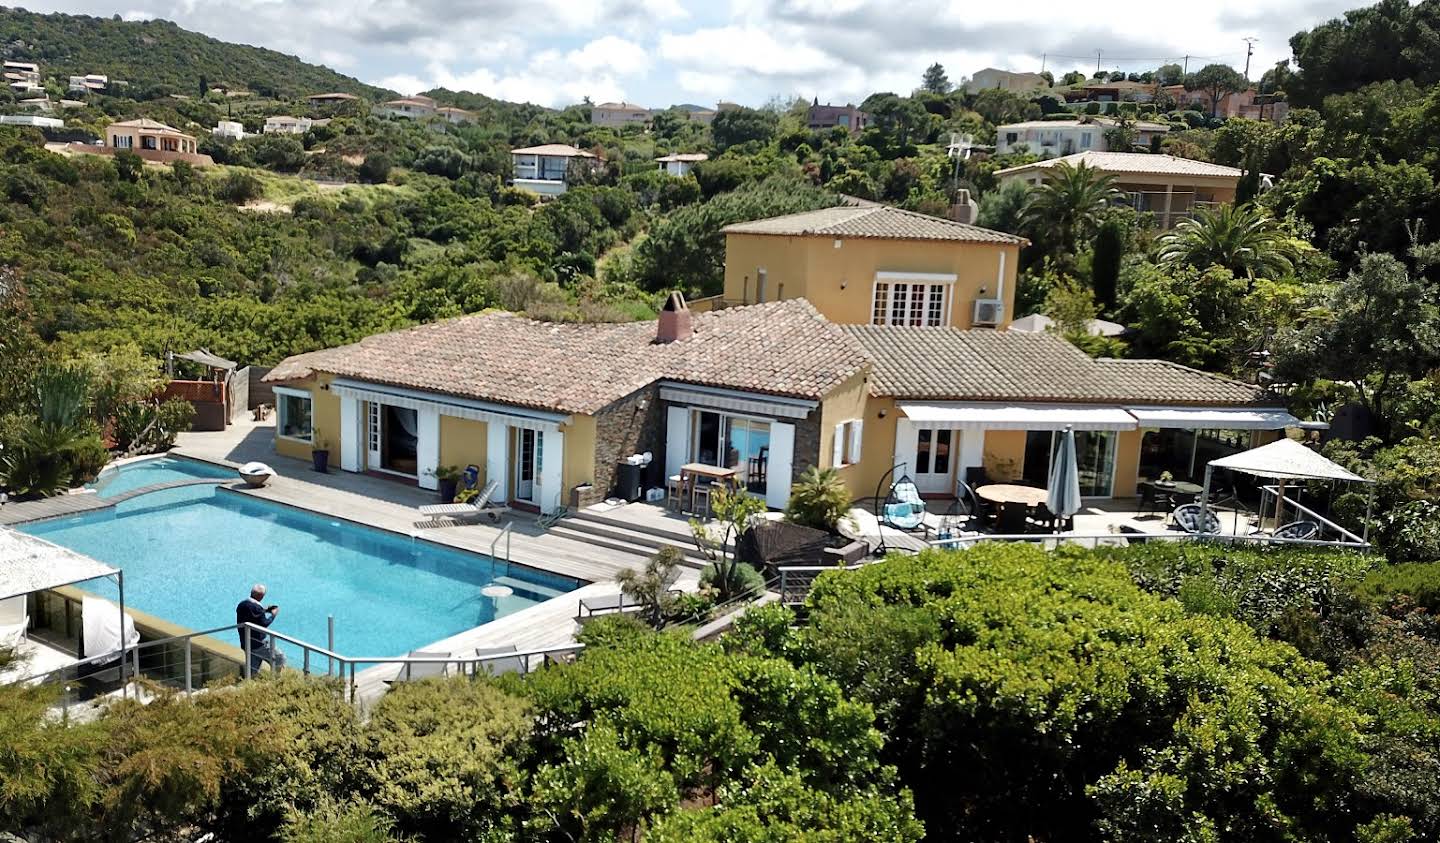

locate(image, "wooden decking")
(0, 478), (229, 526)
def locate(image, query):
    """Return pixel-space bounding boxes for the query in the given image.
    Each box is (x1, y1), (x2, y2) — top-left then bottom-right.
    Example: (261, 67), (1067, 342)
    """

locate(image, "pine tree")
(921, 63), (951, 94)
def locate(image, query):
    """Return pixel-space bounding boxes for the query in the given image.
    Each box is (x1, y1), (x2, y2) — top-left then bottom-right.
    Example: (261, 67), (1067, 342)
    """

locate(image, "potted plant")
(428, 465), (463, 502)
(1156, 470), (1175, 488)
(311, 432), (331, 474)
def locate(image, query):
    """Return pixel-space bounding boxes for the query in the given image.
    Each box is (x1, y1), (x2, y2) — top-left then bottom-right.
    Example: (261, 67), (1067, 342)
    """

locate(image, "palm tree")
(1156, 204), (1298, 280)
(1022, 162), (1123, 259)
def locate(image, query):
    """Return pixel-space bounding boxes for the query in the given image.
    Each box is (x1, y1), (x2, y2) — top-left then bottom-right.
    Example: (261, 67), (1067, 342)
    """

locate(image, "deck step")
(569, 507), (698, 544)
(546, 524), (708, 569)
(489, 575), (570, 601)
(554, 515), (709, 562)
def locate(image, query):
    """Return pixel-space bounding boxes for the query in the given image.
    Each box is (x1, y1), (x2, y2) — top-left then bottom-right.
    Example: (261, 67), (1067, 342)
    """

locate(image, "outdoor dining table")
(678, 463), (738, 514)
(975, 484), (1051, 507)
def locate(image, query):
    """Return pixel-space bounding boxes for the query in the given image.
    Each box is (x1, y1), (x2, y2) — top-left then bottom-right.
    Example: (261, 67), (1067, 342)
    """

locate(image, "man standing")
(236, 584), (286, 675)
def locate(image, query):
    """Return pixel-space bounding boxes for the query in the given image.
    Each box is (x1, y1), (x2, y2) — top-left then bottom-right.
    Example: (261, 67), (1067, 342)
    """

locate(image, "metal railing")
(20, 622), (584, 710)
(777, 563), (868, 607)
(490, 521), (513, 566)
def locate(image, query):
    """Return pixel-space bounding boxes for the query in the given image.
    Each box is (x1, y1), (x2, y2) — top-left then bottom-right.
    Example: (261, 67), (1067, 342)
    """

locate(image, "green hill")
(0, 7), (393, 101)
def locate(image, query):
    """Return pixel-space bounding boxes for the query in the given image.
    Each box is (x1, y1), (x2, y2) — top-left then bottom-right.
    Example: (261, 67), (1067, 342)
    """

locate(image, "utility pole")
(1096, 50), (1102, 75)
(1242, 37), (1258, 82)
(1041, 53), (1047, 74)
(1183, 55), (1190, 75)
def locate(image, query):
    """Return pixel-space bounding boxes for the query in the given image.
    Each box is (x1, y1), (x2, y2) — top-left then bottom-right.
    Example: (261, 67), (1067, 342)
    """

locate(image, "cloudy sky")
(30, 0), (1358, 108)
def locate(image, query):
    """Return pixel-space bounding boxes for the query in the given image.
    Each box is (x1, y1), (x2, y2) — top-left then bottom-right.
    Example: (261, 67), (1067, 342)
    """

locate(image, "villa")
(510, 144), (599, 197)
(993, 118), (1170, 157)
(655, 152), (707, 176)
(995, 151), (1243, 228)
(591, 102), (650, 128)
(263, 115), (313, 135)
(100, 119), (213, 166)
(378, 95), (438, 119)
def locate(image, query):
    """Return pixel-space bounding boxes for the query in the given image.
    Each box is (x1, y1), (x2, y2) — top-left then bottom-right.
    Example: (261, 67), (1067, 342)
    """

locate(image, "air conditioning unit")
(972, 298), (1004, 326)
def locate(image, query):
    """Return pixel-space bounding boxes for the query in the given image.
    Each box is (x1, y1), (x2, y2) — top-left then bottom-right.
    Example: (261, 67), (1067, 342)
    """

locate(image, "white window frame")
(871, 272), (957, 327)
(832, 418), (864, 468)
(274, 386), (314, 443)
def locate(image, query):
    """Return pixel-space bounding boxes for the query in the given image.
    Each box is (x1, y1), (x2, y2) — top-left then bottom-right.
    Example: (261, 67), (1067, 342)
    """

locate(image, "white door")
(515, 428), (538, 503)
(913, 427), (956, 494)
(366, 402), (382, 470)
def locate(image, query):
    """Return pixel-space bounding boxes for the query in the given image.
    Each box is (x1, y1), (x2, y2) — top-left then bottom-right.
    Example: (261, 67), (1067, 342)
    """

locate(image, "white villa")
(263, 116), (314, 135)
(994, 118), (1170, 157)
(510, 144), (598, 197)
(655, 152), (707, 177)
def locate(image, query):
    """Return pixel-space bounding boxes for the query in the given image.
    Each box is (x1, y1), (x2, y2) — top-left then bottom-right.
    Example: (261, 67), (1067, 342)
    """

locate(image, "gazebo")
(1199, 438), (1374, 544)
(0, 528), (130, 691)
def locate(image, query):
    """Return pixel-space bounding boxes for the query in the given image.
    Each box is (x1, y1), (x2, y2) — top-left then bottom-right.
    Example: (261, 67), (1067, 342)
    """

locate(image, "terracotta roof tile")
(266, 299), (867, 414)
(995, 151), (1242, 179)
(842, 325), (1264, 405)
(722, 204), (1027, 245)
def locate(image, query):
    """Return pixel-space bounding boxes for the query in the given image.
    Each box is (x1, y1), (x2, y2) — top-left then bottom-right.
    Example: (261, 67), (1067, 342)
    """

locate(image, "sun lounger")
(474, 645), (525, 676)
(393, 649), (453, 681)
(417, 479), (510, 523)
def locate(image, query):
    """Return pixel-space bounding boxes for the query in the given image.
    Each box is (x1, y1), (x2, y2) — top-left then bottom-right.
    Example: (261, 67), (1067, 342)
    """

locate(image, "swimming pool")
(20, 484), (579, 657)
(90, 456), (234, 498)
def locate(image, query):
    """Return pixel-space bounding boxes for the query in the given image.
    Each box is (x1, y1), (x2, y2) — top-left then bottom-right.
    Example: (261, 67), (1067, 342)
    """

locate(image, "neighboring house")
(807, 101), (869, 133)
(263, 293), (1293, 508)
(4, 60), (40, 93)
(18, 97), (53, 113)
(965, 68), (1049, 93)
(1063, 80), (1158, 103)
(995, 151), (1242, 228)
(101, 118), (213, 166)
(994, 118), (1169, 157)
(68, 74), (112, 94)
(655, 152), (707, 176)
(510, 144), (598, 197)
(716, 204), (1027, 329)
(0, 114), (62, 129)
(591, 102), (650, 128)
(1163, 86), (1290, 123)
(213, 120), (247, 140)
(263, 115), (312, 135)
(436, 106), (475, 124)
(378, 95), (438, 119)
(687, 101), (741, 125)
(306, 92), (361, 107)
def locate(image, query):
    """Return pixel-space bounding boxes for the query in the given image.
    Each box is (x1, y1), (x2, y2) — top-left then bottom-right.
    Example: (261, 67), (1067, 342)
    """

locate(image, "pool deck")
(169, 418), (665, 585)
(0, 477), (230, 527)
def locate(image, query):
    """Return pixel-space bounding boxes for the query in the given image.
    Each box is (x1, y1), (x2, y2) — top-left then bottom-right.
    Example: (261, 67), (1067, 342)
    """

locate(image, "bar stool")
(664, 474), (686, 511)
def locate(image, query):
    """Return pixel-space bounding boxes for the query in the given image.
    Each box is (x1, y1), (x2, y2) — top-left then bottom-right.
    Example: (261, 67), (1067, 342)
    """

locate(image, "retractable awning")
(1127, 407), (1300, 430)
(898, 402), (1137, 431)
(659, 383), (817, 420)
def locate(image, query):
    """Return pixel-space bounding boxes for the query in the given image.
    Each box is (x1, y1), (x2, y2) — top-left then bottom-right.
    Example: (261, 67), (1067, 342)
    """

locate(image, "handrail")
(1254, 484), (1367, 545)
(930, 531), (1369, 549)
(490, 521), (513, 566)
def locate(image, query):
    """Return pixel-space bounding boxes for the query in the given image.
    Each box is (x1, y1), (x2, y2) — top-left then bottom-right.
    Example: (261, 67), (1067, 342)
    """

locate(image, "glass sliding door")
(1022, 429), (1119, 497)
(689, 409), (772, 493)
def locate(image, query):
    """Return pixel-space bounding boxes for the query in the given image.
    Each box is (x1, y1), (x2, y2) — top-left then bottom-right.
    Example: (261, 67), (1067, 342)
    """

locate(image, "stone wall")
(792, 407), (823, 483)
(588, 384), (663, 507)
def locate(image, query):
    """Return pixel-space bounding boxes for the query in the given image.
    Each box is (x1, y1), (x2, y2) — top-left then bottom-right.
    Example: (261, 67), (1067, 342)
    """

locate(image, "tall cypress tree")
(1091, 219), (1125, 312)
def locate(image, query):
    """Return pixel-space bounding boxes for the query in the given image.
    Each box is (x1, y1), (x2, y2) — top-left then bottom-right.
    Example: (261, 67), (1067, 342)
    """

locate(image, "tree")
(1061, 70), (1086, 86)
(1100, 112), (1137, 150)
(711, 107), (778, 152)
(921, 62), (951, 94)
(1021, 161), (1122, 263)
(1287, 0), (1440, 104)
(1184, 63), (1246, 118)
(1156, 203), (1301, 280)
(1274, 247), (1440, 436)
(691, 480), (767, 600)
(1090, 217), (1125, 310)
(976, 180), (1030, 234)
(615, 546), (684, 627)
(1155, 63), (1184, 86)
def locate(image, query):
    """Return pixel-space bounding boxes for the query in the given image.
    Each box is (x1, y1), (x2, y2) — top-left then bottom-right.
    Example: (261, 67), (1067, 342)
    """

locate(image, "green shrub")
(216, 170), (263, 204)
(700, 560), (765, 600)
(361, 679), (532, 841)
(282, 800), (400, 843)
(1376, 501), (1440, 564)
(784, 466), (852, 532)
(1358, 562), (1440, 614)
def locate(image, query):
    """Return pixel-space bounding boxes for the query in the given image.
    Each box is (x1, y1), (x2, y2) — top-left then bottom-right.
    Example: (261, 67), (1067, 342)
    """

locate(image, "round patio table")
(975, 484), (1051, 507)
(1145, 480), (1204, 496)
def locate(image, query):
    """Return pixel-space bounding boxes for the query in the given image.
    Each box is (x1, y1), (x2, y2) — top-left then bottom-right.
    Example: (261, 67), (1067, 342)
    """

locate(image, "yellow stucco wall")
(850, 396), (898, 500)
(816, 370), (872, 498)
(983, 430), (1028, 481)
(722, 233), (1020, 328)
(561, 416), (597, 499)
(272, 373), (339, 461)
(438, 416), (488, 479)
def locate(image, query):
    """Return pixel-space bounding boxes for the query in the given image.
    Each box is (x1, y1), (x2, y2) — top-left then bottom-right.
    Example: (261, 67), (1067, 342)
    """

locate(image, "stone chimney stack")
(656, 291), (692, 343)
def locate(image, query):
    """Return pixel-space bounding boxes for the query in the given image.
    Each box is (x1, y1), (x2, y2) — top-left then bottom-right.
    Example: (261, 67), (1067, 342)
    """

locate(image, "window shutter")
(832, 423), (845, 466)
(849, 419), (864, 464)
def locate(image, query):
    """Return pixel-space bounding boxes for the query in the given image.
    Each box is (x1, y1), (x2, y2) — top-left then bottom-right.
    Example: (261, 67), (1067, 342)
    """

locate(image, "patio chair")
(417, 479), (510, 523)
(1271, 520), (1321, 541)
(474, 644), (524, 676)
(691, 480), (714, 519)
(996, 500), (1029, 534)
(394, 650), (452, 681)
(1170, 503), (1221, 535)
(664, 474), (686, 511)
(0, 596), (27, 649)
(1138, 482), (1175, 516)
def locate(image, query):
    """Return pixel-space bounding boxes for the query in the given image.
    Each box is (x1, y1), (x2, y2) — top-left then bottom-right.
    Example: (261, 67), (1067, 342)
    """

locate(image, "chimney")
(950, 188), (979, 224)
(656, 291), (692, 343)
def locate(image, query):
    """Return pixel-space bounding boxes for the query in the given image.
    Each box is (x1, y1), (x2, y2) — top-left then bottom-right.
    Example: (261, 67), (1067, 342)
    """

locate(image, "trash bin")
(616, 463), (644, 503)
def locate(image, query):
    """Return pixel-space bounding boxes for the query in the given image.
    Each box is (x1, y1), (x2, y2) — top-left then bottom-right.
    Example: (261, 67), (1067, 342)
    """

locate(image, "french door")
(366, 402), (382, 470)
(515, 429), (540, 503)
(913, 427), (955, 494)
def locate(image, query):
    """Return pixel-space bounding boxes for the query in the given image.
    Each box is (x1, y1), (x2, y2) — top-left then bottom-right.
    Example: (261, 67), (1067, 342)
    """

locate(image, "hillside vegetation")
(0, 8), (390, 100)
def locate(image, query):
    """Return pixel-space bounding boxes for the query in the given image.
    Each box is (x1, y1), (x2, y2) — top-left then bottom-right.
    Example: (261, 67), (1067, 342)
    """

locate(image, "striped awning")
(1126, 407), (1300, 430)
(898, 402), (1137, 431)
(660, 384), (816, 420)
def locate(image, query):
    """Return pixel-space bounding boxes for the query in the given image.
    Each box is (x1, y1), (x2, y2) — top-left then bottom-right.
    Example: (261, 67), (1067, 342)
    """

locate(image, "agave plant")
(1156, 203), (1299, 281)
(0, 364), (106, 499)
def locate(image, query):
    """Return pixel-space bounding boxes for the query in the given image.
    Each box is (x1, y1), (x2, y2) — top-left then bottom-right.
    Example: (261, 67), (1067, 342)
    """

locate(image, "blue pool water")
(90, 456), (234, 498)
(21, 484), (578, 657)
